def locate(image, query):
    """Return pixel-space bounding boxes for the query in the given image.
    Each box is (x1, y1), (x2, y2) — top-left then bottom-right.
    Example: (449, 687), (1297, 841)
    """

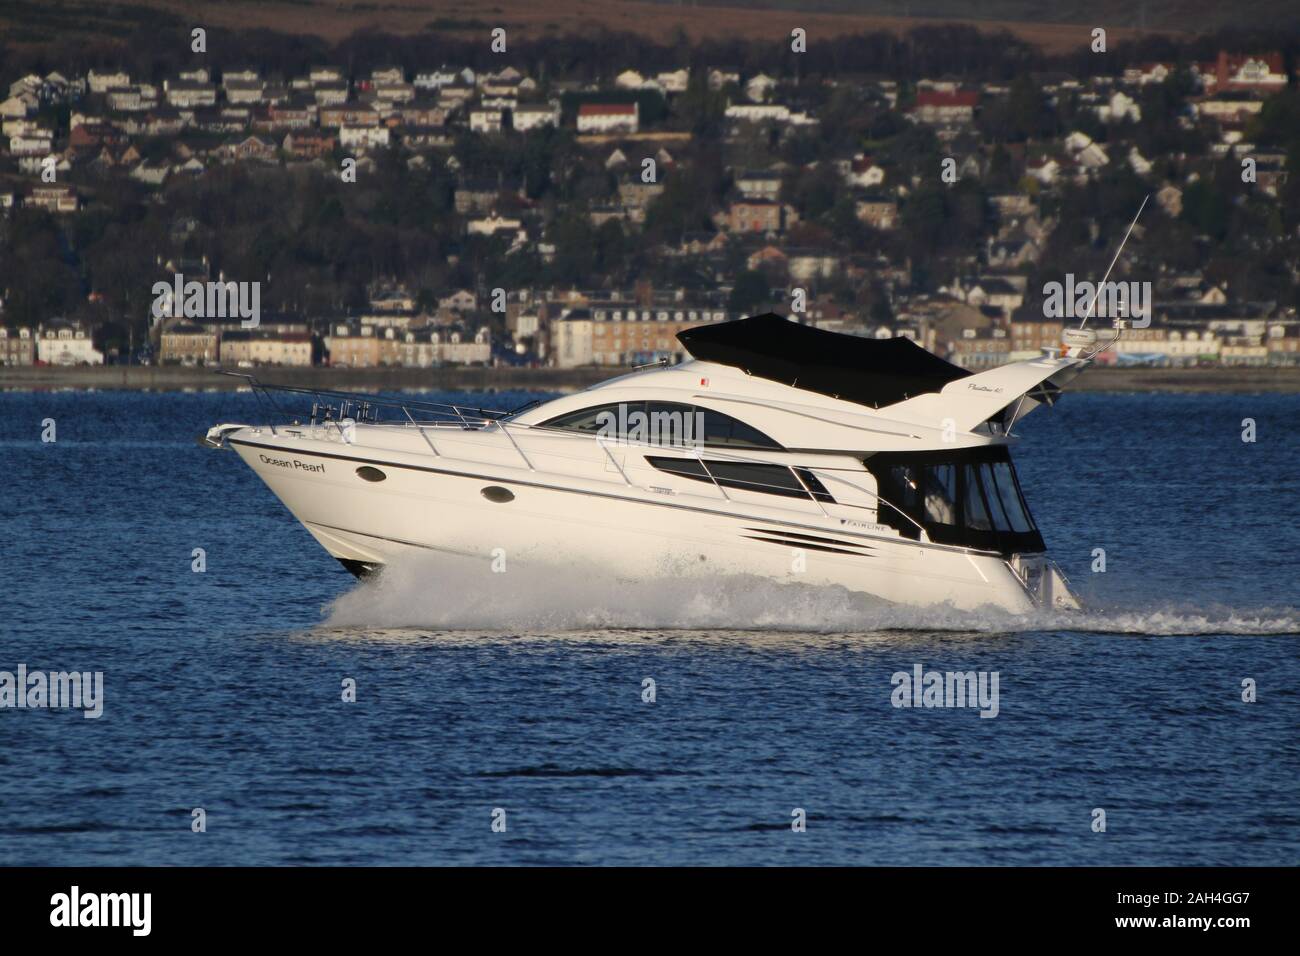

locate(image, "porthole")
(356, 466), (387, 482)
(481, 485), (515, 503)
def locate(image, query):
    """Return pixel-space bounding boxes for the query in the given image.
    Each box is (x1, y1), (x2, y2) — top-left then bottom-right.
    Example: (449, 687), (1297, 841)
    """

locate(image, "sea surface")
(0, 387), (1297, 866)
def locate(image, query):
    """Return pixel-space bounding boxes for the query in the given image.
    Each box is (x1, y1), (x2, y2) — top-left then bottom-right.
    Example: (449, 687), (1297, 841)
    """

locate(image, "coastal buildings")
(325, 322), (490, 367)
(554, 305), (732, 368)
(0, 45), (1295, 377)
(219, 330), (314, 367)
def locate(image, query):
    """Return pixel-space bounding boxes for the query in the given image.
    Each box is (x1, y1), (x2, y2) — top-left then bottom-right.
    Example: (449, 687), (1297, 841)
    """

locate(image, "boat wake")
(319, 553), (1300, 637)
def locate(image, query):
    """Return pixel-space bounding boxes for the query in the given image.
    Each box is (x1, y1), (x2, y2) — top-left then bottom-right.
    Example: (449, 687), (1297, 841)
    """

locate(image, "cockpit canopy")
(677, 312), (971, 409)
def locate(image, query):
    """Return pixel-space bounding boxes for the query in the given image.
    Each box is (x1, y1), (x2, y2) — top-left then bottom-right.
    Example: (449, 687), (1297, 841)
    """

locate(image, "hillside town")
(1, 28), (1298, 372)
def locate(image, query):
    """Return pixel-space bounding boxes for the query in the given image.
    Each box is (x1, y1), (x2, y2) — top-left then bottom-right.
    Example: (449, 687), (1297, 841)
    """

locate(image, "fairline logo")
(150, 272), (261, 328)
(1043, 273), (1151, 328)
(50, 886), (151, 936)
(0, 664), (103, 718)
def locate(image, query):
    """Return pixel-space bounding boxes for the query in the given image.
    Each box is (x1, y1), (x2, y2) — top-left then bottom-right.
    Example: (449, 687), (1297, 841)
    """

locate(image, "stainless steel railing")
(216, 370), (517, 432)
(218, 371), (929, 540)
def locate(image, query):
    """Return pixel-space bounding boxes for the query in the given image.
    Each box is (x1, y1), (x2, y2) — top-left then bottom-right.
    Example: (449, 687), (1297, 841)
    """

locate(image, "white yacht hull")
(226, 429), (1062, 614)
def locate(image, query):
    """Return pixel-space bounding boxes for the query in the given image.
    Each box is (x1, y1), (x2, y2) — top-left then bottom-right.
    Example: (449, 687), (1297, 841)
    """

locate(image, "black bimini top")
(677, 313), (971, 409)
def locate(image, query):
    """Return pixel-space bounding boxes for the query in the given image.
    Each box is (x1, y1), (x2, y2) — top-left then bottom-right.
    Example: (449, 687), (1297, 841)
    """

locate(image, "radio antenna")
(1078, 193), (1149, 331)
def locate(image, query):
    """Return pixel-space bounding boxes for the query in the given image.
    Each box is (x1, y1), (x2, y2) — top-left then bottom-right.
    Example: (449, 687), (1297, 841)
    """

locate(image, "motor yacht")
(204, 313), (1085, 612)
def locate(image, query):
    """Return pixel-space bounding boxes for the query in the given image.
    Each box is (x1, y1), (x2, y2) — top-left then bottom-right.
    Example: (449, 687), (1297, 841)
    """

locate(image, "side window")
(989, 462), (1033, 532)
(541, 401), (781, 449)
(537, 402), (627, 434)
(707, 462), (808, 498)
(979, 463), (1011, 531)
(794, 467), (834, 503)
(963, 467), (992, 531)
(646, 457), (834, 502)
(922, 464), (958, 526)
(642, 402), (705, 447)
(867, 463), (922, 539)
(697, 409), (781, 448)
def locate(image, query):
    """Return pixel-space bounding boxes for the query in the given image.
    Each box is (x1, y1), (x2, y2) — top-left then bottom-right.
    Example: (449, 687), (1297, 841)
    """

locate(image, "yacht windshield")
(864, 446), (1044, 554)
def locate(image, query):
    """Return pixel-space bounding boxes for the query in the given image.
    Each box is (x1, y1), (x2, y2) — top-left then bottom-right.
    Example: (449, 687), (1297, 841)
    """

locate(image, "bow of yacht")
(204, 313), (1086, 612)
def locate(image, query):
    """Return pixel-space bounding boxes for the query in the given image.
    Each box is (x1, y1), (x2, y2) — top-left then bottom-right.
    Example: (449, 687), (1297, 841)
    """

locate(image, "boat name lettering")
(259, 454), (325, 473)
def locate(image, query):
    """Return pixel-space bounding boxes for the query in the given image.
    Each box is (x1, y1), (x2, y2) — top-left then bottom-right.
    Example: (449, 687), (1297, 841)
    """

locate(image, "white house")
(130, 161), (171, 185)
(9, 132), (52, 155)
(656, 69), (690, 94)
(374, 82), (415, 103)
(553, 310), (594, 368)
(512, 102), (560, 131)
(164, 81), (217, 109)
(439, 290), (477, 312)
(745, 73), (778, 103)
(7, 74), (43, 99)
(414, 67), (475, 90)
(1156, 184), (1183, 217)
(26, 184), (78, 210)
(0, 95), (32, 119)
(1026, 156), (1061, 184)
(37, 323), (103, 365)
(107, 85), (157, 112)
(708, 69), (740, 91)
(224, 79), (266, 105)
(339, 125), (390, 148)
(469, 108), (503, 133)
(735, 170), (782, 201)
(1065, 131), (1109, 169)
(309, 66), (345, 85)
(440, 327), (491, 365)
(314, 84), (350, 107)
(467, 212), (522, 236)
(844, 155), (885, 188)
(724, 103), (790, 123)
(223, 68), (261, 86)
(2, 116), (42, 138)
(87, 69), (131, 94)
(370, 66), (404, 85)
(1097, 91), (1141, 123)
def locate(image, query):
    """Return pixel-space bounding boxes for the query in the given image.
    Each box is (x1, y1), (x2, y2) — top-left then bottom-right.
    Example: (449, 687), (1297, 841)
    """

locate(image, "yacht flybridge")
(204, 313), (1086, 612)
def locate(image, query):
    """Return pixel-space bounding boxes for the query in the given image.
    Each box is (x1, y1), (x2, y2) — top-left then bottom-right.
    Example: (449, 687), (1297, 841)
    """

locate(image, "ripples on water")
(0, 390), (1297, 865)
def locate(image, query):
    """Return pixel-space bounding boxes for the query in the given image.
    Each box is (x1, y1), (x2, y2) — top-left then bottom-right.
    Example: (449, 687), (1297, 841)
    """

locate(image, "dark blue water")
(1, 388), (1297, 865)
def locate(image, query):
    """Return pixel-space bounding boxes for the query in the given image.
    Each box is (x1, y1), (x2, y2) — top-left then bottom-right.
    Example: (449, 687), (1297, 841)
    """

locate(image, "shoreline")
(3, 365), (1300, 393)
